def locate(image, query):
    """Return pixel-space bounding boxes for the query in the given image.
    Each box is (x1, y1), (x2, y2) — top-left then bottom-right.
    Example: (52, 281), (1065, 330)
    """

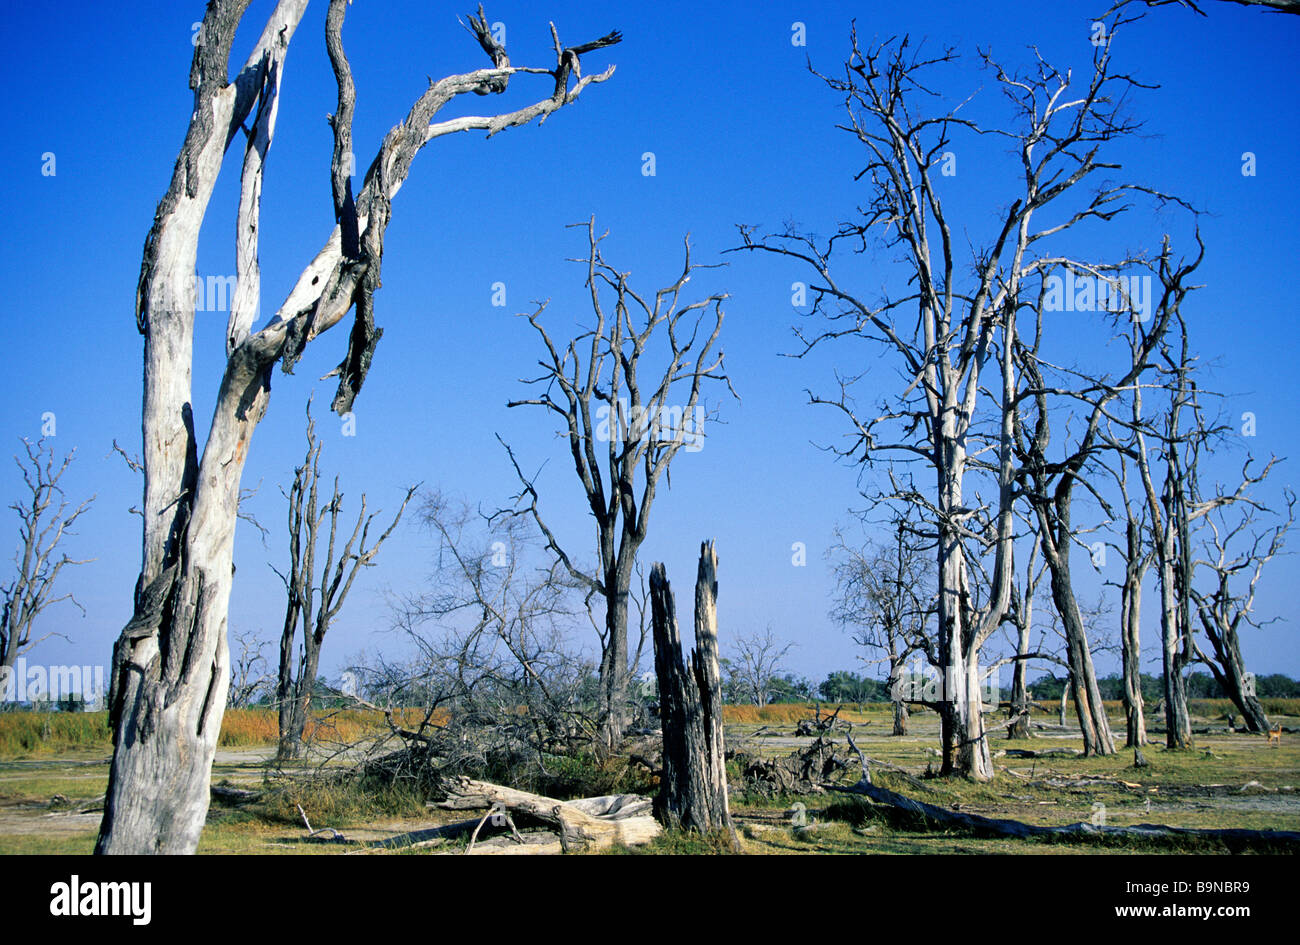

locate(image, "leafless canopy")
(0, 439), (94, 671)
(501, 217), (736, 745)
(273, 398), (415, 759)
(730, 11), (1181, 779)
(727, 627), (796, 707)
(376, 492), (600, 783)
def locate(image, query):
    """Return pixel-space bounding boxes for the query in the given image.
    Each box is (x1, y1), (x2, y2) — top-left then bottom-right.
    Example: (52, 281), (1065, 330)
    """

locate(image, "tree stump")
(650, 541), (738, 847)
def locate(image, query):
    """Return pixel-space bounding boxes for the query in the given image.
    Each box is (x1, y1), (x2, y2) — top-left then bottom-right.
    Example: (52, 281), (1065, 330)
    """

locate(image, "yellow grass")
(722, 702), (887, 725)
(217, 707), (447, 746)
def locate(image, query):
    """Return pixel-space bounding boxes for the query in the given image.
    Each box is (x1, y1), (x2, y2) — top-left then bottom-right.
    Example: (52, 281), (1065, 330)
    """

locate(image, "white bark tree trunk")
(97, 0), (621, 854)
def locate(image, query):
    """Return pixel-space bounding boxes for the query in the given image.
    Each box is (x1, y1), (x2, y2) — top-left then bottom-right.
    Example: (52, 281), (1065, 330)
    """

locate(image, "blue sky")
(1, 0), (1297, 692)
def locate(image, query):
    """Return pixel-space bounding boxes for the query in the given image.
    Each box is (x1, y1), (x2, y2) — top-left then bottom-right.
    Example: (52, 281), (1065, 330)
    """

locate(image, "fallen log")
(349, 819), (483, 853)
(829, 775), (1300, 849)
(440, 777), (661, 852)
(1004, 747), (1083, 759)
(211, 784), (262, 804)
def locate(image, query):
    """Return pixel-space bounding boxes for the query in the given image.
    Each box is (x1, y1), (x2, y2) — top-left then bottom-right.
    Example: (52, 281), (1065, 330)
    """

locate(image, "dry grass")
(0, 706), (449, 755)
(721, 702), (889, 725)
(218, 707), (448, 746)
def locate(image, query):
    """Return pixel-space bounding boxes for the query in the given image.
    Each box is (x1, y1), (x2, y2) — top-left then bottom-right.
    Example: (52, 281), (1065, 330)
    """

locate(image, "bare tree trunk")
(1045, 556), (1116, 756)
(1120, 553), (1148, 747)
(284, 638), (322, 758)
(276, 601), (299, 758)
(97, 0), (620, 854)
(887, 660), (910, 736)
(650, 542), (736, 846)
(1199, 616), (1270, 732)
(1157, 522), (1194, 749)
(937, 459), (992, 780)
(598, 562), (633, 751)
(1008, 634), (1032, 740)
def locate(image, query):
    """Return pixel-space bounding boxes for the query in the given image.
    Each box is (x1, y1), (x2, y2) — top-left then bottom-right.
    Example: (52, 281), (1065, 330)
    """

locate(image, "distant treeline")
(783, 670), (1300, 706)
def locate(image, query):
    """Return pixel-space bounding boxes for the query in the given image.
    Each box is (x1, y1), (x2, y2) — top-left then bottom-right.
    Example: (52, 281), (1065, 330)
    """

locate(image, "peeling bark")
(99, 1), (620, 855)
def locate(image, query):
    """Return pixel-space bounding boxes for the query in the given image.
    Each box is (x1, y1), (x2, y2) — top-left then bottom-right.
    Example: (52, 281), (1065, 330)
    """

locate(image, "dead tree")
(727, 626), (794, 707)
(1189, 475), (1292, 733)
(391, 490), (599, 773)
(503, 219), (734, 749)
(98, 1), (620, 854)
(1013, 238), (1200, 758)
(227, 628), (272, 709)
(732, 13), (1160, 779)
(274, 400), (414, 761)
(0, 439), (94, 679)
(649, 541), (736, 845)
(1108, 449), (1154, 747)
(828, 514), (933, 736)
(1003, 525), (1049, 739)
(1130, 319), (1237, 748)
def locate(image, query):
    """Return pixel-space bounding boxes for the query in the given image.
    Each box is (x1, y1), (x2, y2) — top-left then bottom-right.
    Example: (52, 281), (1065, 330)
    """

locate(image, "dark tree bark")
(504, 220), (734, 750)
(650, 541), (737, 846)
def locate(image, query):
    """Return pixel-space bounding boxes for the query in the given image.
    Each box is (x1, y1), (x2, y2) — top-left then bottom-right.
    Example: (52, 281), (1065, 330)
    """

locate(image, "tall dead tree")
(1003, 525), (1048, 739)
(274, 400), (414, 761)
(98, 1), (620, 854)
(504, 219), (734, 749)
(650, 541), (737, 846)
(0, 439), (94, 679)
(828, 515), (933, 736)
(227, 628), (271, 709)
(1129, 313), (1270, 748)
(1014, 239), (1199, 758)
(1109, 449), (1153, 747)
(734, 13), (1161, 779)
(1132, 319), (1204, 749)
(1189, 473), (1291, 733)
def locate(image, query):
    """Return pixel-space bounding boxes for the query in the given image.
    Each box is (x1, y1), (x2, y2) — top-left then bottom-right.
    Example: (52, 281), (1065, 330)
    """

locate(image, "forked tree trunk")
(1199, 615), (1270, 733)
(99, 358), (273, 853)
(1031, 484), (1116, 758)
(1049, 564), (1116, 757)
(1120, 554), (1148, 747)
(650, 541), (736, 845)
(887, 660), (909, 736)
(97, 0), (622, 854)
(937, 464), (993, 781)
(280, 638), (321, 760)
